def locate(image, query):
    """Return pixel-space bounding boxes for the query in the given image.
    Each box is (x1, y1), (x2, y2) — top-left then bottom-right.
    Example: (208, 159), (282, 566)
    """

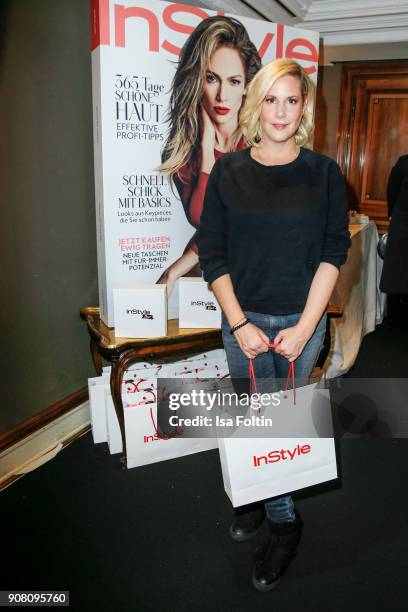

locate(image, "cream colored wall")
(321, 42), (408, 65)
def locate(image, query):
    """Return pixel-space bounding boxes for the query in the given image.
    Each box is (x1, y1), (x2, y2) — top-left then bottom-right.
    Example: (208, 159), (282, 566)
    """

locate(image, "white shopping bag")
(104, 388), (123, 455)
(124, 390), (217, 469)
(165, 349), (229, 380)
(94, 351), (229, 464)
(98, 365), (164, 456)
(123, 359), (220, 468)
(103, 362), (161, 376)
(88, 373), (110, 443)
(167, 359), (229, 381)
(218, 383), (337, 507)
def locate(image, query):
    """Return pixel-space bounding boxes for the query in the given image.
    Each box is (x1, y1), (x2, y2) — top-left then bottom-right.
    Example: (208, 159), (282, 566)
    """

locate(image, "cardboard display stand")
(91, 0), (319, 326)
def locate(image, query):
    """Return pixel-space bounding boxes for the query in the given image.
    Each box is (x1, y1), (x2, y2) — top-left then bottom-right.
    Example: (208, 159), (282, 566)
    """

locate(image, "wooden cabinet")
(336, 62), (408, 233)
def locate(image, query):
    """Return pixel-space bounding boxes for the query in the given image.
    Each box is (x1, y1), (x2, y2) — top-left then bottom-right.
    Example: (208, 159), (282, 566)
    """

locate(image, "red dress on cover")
(174, 138), (246, 254)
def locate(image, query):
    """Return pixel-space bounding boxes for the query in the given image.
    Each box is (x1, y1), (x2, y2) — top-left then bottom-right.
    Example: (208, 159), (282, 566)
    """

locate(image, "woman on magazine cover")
(158, 15), (261, 295)
(197, 58), (351, 592)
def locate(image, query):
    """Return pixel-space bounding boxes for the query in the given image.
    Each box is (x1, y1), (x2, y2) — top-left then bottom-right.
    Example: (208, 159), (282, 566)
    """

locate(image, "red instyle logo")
(91, 1), (318, 74)
(253, 443), (311, 467)
(144, 433), (161, 443)
(143, 428), (183, 443)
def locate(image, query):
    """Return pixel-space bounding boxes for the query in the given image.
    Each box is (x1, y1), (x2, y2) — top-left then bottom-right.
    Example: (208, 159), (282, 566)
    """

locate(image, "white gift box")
(179, 278), (221, 329)
(113, 283), (167, 338)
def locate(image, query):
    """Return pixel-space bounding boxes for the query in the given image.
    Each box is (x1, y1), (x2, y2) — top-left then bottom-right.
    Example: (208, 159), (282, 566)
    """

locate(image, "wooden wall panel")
(337, 62), (408, 233)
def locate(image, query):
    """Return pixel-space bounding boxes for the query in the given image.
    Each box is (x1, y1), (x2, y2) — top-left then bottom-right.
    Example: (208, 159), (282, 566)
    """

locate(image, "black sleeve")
(320, 161), (351, 269)
(196, 159), (229, 284)
(387, 158), (404, 218)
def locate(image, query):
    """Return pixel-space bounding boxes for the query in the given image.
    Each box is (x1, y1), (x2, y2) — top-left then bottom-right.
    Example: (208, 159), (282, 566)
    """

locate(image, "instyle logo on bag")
(143, 429), (183, 443)
(253, 443), (311, 467)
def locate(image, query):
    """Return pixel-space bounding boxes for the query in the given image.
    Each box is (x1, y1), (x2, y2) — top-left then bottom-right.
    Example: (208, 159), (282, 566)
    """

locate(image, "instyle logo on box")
(190, 300), (217, 311)
(126, 308), (154, 319)
(253, 444), (311, 467)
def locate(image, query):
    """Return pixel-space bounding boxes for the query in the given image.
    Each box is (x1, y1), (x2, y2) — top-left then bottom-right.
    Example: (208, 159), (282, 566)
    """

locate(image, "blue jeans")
(222, 310), (327, 522)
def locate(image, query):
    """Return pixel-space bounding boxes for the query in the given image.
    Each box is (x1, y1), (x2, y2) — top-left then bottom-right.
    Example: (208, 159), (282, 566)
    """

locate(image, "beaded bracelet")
(231, 316), (246, 328)
(230, 318), (250, 335)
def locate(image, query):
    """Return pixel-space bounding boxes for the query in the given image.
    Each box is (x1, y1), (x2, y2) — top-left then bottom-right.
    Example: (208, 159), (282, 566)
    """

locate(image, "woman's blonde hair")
(159, 16), (261, 183)
(240, 58), (315, 147)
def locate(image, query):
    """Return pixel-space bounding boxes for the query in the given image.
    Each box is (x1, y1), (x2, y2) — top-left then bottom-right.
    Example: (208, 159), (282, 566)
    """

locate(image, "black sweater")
(197, 147), (351, 315)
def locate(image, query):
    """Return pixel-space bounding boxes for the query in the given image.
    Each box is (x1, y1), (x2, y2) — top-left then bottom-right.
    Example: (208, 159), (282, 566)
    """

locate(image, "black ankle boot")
(252, 513), (303, 591)
(229, 503), (266, 542)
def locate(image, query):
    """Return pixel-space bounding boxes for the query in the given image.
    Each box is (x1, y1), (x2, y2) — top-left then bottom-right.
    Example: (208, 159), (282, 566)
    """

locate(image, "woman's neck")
(214, 119), (239, 152)
(253, 138), (299, 165)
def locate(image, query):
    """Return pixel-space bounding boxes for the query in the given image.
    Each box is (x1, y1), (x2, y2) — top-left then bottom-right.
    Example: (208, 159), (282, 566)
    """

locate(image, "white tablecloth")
(324, 222), (386, 378)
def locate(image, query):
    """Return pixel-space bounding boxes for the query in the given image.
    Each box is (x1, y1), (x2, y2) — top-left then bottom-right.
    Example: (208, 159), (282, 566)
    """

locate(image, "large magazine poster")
(91, 0), (319, 326)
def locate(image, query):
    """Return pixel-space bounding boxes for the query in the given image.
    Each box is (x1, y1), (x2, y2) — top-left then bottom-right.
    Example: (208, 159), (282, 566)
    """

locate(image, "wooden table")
(80, 307), (223, 467)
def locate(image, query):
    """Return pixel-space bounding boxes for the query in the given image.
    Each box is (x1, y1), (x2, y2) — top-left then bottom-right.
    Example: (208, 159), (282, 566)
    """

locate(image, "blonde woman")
(197, 59), (351, 591)
(157, 16), (261, 294)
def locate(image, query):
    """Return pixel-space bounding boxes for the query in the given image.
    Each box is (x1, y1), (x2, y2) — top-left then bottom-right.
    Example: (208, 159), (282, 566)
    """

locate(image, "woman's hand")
(273, 324), (314, 362)
(272, 262), (338, 361)
(234, 323), (270, 359)
(156, 249), (199, 297)
(200, 105), (216, 174)
(156, 266), (178, 297)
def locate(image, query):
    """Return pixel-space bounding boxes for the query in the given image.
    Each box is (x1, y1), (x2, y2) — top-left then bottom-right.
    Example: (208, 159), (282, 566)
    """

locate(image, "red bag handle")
(249, 343), (296, 405)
